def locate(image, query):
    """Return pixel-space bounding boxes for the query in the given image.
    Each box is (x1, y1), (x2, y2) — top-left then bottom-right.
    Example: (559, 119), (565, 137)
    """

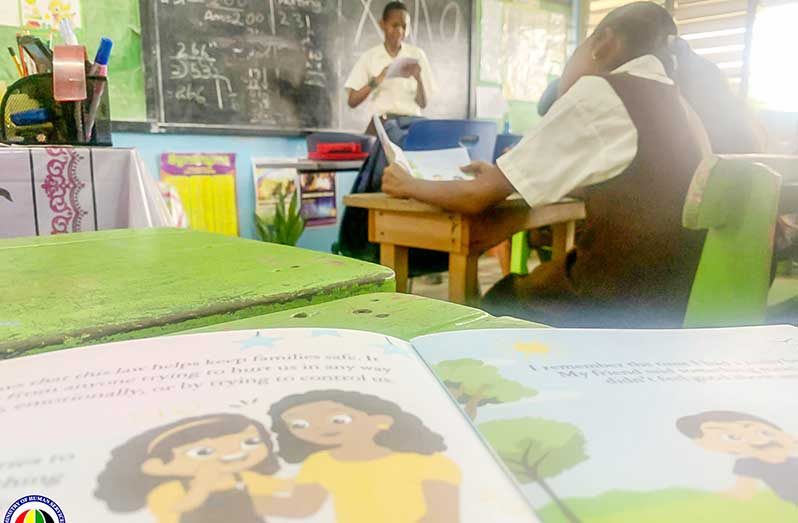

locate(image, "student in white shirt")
(381, 2), (711, 328)
(336, 1), (445, 272)
(344, 1), (437, 119)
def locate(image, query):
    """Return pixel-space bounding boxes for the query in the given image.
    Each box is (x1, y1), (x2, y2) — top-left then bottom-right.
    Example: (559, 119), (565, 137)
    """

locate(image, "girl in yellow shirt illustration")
(258, 389), (462, 523)
(94, 413), (290, 523)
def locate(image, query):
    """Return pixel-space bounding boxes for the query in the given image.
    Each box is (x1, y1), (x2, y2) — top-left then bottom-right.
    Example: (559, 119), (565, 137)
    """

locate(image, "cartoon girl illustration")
(94, 413), (289, 523)
(259, 389), (462, 522)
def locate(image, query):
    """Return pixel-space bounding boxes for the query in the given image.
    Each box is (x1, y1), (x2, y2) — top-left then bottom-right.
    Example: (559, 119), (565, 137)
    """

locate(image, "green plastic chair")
(682, 157), (782, 327)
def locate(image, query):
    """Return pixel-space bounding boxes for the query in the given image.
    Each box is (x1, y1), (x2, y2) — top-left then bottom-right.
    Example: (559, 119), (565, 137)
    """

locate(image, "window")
(673, 0), (751, 94)
(748, 1), (798, 111)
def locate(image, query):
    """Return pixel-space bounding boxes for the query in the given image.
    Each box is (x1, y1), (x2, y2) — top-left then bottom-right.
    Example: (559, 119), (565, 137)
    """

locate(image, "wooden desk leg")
(381, 243), (409, 293)
(449, 253), (479, 305)
(551, 221), (576, 261)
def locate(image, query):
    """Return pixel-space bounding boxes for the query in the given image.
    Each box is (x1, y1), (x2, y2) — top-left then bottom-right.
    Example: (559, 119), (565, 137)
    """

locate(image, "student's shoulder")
(403, 43), (429, 59)
(361, 44), (386, 58)
(562, 75), (622, 108)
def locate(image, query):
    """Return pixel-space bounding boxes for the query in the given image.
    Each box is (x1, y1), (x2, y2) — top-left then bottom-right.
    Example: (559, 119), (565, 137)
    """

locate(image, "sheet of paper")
(384, 56), (419, 79)
(374, 115), (472, 181)
(405, 147), (473, 181)
(251, 157), (299, 222)
(0, 1), (20, 27)
(373, 114), (413, 174)
(0, 329), (539, 523)
(414, 325), (798, 522)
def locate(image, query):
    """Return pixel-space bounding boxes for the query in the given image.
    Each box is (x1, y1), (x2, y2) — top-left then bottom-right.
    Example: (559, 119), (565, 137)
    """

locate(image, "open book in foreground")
(2, 325), (797, 523)
(374, 115), (473, 181)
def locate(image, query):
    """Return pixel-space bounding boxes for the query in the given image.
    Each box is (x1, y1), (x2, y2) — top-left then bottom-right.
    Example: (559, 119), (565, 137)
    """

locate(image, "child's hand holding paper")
(384, 57), (420, 79)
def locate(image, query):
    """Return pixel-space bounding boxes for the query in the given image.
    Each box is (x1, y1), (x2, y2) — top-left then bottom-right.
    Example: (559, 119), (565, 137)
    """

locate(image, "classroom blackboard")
(142, 0), (471, 132)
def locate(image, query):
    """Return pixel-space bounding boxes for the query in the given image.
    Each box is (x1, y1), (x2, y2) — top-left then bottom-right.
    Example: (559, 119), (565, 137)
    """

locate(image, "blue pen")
(85, 37), (113, 141)
(11, 108), (52, 126)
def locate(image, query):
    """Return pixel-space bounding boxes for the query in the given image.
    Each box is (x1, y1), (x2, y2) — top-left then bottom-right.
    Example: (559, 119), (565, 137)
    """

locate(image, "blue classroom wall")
(114, 132), (358, 251)
(113, 132), (305, 241)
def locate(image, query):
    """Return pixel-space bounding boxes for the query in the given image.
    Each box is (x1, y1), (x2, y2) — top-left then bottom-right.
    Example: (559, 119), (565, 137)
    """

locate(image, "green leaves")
(254, 187), (305, 246)
(478, 418), (588, 483)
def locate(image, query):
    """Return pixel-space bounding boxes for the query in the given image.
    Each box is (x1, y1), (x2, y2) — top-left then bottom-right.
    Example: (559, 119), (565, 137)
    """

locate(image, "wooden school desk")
(0, 228), (394, 359)
(184, 292), (543, 340)
(343, 193), (586, 305)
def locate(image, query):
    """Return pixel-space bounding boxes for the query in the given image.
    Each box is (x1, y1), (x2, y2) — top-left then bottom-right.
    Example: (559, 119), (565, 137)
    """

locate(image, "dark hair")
(382, 1), (408, 21)
(595, 2), (763, 153)
(269, 389), (446, 463)
(94, 413), (279, 512)
(593, 2), (677, 76)
(676, 411), (782, 439)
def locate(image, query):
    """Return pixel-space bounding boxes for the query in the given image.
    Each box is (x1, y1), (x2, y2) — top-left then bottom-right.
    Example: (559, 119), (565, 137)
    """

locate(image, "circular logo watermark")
(4, 495), (65, 523)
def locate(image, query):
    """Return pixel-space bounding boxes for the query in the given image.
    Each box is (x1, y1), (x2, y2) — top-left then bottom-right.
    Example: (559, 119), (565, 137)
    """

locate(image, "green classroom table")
(0, 228), (394, 358)
(186, 292), (543, 340)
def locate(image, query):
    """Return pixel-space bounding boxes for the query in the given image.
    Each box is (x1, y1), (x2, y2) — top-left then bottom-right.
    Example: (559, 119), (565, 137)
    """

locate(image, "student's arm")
(347, 67), (387, 109)
(420, 481), (460, 523)
(414, 70), (427, 109)
(382, 161), (514, 214)
(254, 484), (328, 517)
(388, 75), (636, 213)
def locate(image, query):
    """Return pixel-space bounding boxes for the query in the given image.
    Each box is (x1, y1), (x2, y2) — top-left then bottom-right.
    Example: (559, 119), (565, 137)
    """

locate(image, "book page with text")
(0, 329), (538, 523)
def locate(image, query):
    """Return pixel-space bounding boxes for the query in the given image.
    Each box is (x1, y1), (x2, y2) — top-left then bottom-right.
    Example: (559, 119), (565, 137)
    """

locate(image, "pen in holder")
(0, 45), (112, 146)
(0, 74), (111, 146)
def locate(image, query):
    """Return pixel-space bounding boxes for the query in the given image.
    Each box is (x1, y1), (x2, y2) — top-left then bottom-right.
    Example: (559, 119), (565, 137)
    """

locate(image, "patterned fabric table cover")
(0, 147), (172, 238)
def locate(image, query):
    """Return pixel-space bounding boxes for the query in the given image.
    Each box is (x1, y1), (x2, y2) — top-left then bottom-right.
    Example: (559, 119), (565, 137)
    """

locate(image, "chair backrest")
(403, 119), (497, 162)
(682, 157), (782, 327)
(493, 133), (522, 162)
(718, 154), (798, 182)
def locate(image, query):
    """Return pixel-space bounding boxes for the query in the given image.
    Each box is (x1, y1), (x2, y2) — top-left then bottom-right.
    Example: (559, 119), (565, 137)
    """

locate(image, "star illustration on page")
(512, 341), (551, 356)
(237, 331), (279, 350)
(378, 336), (411, 357)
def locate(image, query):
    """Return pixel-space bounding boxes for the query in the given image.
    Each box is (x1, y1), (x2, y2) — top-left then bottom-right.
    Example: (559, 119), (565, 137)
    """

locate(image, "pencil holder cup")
(0, 73), (112, 146)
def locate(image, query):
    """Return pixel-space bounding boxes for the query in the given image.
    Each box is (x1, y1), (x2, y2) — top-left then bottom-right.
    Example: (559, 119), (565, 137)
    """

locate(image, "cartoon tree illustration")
(479, 418), (587, 523)
(434, 359), (536, 419)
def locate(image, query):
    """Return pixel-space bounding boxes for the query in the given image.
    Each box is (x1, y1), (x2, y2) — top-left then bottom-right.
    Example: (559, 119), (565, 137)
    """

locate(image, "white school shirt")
(344, 43), (438, 117)
(497, 55), (702, 208)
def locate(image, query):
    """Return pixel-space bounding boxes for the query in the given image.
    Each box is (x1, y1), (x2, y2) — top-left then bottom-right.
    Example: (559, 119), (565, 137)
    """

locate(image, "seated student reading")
(382, 2), (711, 328)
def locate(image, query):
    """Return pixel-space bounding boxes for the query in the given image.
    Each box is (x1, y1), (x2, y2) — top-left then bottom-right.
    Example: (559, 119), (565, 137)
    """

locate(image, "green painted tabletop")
(1, 228), (394, 358)
(186, 292), (543, 340)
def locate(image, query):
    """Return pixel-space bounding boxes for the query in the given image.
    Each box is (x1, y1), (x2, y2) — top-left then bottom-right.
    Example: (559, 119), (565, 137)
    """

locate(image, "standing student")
(382, 2), (712, 328)
(336, 1), (442, 268)
(344, 1), (437, 124)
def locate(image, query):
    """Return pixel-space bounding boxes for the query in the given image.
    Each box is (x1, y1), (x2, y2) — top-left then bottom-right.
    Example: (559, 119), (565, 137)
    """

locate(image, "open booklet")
(373, 115), (473, 181)
(2, 325), (797, 522)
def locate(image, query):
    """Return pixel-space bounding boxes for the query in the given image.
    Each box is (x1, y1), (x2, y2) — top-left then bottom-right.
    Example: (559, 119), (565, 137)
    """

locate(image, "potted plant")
(254, 185), (304, 246)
